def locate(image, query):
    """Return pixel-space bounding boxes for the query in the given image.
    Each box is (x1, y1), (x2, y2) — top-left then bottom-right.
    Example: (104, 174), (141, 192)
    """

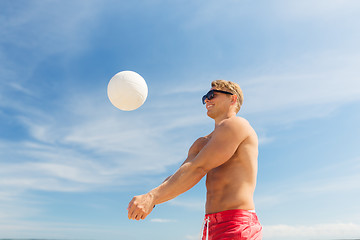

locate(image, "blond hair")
(211, 80), (244, 113)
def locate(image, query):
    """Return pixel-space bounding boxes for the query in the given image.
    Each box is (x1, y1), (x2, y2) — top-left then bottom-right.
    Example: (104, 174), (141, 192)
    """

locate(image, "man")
(127, 80), (262, 240)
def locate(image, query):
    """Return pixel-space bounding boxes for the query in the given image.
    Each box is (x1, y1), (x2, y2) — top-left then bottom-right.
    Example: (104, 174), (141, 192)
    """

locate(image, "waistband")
(204, 209), (257, 224)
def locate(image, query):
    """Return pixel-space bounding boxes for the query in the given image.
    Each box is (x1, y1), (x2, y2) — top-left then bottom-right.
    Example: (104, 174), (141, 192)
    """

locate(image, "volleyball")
(107, 71), (148, 111)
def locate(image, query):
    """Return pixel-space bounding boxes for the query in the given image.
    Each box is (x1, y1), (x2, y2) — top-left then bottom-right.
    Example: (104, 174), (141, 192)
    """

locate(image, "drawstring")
(206, 217), (210, 240)
(200, 216), (210, 240)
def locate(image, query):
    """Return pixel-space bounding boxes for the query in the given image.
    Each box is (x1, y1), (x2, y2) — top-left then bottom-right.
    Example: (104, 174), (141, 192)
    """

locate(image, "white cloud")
(258, 134), (275, 145)
(150, 218), (177, 223)
(263, 222), (360, 240)
(297, 158), (360, 195)
(0, 82), (207, 194)
(0, 137), (119, 192)
(271, 0), (360, 20)
(256, 157), (360, 212)
(180, 0), (256, 30)
(0, 219), (125, 240)
(246, 69), (359, 113)
(0, 1), (100, 54)
(168, 197), (205, 211)
(154, 51), (360, 127)
(238, 52), (360, 125)
(181, 0), (360, 32)
(0, 0), (103, 106)
(185, 234), (200, 240)
(254, 194), (283, 209)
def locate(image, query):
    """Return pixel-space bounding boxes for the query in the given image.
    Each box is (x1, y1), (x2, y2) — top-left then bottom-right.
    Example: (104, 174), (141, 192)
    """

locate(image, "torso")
(193, 117), (259, 214)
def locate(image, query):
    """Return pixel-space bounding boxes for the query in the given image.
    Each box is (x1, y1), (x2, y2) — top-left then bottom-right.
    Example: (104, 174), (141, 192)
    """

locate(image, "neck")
(214, 111), (237, 126)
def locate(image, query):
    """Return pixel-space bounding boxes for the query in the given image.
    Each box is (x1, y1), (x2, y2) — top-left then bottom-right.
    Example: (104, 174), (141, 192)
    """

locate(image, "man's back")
(202, 116), (258, 214)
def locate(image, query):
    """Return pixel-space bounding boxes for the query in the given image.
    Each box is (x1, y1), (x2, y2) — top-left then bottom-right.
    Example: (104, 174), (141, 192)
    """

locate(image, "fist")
(127, 193), (155, 220)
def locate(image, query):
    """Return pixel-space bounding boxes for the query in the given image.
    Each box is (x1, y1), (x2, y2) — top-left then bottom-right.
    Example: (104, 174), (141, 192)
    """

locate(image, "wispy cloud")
(0, 192), (41, 221)
(182, 0), (360, 29)
(168, 197), (205, 211)
(185, 234), (200, 240)
(271, 0), (360, 20)
(0, 1), (100, 54)
(0, 82), (207, 195)
(150, 218), (177, 223)
(258, 134), (275, 145)
(297, 157), (360, 194)
(152, 50), (360, 128)
(243, 52), (360, 112)
(263, 222), (360, 240)
(0, 218), (127, 240)
(256, 157), (360, 210)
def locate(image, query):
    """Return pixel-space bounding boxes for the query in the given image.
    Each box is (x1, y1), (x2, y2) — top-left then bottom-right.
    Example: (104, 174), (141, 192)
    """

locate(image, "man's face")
(203, 88), (233, 118)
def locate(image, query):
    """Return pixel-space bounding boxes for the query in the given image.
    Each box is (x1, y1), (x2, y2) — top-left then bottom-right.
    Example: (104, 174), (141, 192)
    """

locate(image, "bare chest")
(205, 154), (241, 189)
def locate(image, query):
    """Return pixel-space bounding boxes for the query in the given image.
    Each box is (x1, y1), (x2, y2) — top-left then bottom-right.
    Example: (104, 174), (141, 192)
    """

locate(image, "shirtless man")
(127, 80), (262, 239)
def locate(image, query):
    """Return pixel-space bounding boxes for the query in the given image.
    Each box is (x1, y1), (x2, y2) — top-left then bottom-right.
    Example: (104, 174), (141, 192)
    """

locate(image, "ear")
(231, 94), (237, 105)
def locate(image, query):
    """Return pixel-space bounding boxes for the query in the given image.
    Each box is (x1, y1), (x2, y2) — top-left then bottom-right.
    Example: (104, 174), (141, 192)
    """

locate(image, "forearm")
(149, 162), (206, 205)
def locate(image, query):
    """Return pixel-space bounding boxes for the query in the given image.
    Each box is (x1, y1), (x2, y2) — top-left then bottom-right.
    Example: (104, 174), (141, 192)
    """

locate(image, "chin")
(206, 110), (216, 119)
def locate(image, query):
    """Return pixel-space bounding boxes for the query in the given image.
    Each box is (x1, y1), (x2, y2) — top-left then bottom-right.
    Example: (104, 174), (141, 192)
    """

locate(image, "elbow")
(195, 165), (209, 176)
(184, 162), (209, 177)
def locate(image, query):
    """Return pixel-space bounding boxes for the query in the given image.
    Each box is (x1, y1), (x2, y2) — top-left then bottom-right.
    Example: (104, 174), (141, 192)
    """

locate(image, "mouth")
(206, 104), (214, 110)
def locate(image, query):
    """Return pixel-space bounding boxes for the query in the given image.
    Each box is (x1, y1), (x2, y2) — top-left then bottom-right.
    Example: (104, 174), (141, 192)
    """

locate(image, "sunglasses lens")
(202, 90), (214, 104)
(208, 91), (214, 100)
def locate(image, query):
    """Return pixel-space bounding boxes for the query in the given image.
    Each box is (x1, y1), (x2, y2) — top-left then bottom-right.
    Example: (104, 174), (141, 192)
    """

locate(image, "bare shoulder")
(218, 116), (252, 131)
(188, 136), (209, 155)
(216, 116), (257, 142)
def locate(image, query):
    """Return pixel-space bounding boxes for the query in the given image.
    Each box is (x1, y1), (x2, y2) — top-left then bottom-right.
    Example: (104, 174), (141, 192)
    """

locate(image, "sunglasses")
(202, 89), (234, 104)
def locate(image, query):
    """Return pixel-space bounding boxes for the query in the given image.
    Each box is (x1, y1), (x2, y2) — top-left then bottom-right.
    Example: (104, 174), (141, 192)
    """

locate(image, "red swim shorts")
(202, 209), (262, 240)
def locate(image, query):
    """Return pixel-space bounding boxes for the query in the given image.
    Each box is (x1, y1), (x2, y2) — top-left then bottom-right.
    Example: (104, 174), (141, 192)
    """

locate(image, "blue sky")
(1, 0), (360, 239)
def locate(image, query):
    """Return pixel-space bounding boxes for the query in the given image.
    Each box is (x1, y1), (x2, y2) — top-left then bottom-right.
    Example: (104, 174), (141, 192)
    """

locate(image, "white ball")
(107, 71), (148, 111)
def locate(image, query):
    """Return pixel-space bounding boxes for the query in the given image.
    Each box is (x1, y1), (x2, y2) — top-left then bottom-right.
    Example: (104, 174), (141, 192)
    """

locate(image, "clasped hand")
(127, 193), (155, 220)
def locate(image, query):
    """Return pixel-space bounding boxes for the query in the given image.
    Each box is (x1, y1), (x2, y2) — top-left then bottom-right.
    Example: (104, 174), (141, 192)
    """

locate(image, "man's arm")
(159, 137), (204, 185)
(127, 118), (250, 220)
(127, 137), (204, 220)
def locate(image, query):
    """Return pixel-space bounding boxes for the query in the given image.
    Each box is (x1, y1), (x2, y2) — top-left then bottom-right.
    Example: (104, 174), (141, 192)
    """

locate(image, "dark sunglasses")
(202, 89), (234, 104)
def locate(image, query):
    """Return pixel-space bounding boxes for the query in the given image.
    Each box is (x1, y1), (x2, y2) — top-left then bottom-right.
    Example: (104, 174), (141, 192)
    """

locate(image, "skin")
(127, 87), (258, 220)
